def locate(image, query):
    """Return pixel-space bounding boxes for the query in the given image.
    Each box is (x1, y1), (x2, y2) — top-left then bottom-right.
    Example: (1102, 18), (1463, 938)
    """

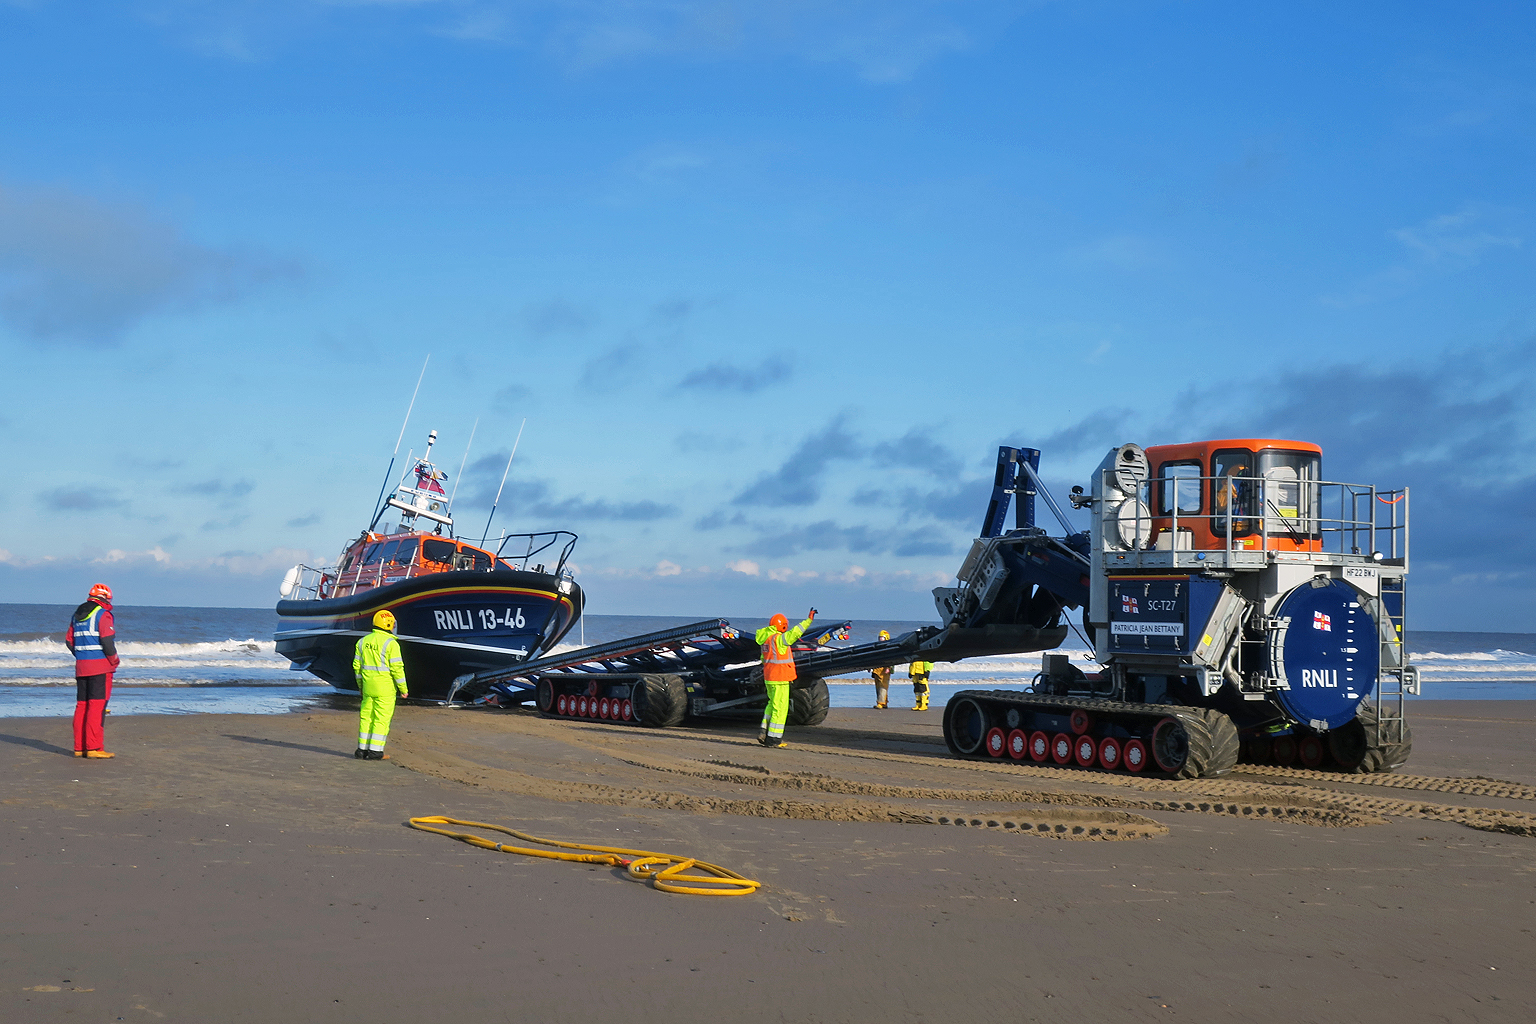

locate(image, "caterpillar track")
(942, 690), (1243, 780)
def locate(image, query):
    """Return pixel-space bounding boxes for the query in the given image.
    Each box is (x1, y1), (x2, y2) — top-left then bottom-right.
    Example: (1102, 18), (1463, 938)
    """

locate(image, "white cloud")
(654, 559), (682, 576)
(1323, 204), (1523, 307)
(727, 559), (760, 575)
(0, 180), (300, 344)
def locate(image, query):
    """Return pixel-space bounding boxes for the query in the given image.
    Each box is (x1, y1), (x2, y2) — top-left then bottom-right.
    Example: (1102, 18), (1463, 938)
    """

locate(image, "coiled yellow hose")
(406, 815), (761, 896)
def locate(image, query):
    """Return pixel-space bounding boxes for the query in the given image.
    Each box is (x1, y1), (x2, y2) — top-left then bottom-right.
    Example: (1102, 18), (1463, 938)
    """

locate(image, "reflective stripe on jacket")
(756, 617), (812, 683)
(67, 601), (117, 676)
(353, 628), (407, 696)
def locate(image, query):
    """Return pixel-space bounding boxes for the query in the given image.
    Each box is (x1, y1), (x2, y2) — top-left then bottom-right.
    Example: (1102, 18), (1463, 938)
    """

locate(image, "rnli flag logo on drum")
(1313, 611), (1332, 631)
(1122, 595), (1138, 614)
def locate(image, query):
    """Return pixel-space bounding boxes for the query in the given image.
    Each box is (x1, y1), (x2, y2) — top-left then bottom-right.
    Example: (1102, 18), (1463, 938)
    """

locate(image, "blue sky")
(1, 1), (1533, 629)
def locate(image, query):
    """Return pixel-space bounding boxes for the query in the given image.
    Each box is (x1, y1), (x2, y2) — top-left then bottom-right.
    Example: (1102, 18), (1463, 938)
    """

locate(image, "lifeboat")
(274, 430), (583, 700)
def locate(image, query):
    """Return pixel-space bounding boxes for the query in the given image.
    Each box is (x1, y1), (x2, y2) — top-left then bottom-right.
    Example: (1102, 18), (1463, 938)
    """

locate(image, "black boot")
(354, 748), (366, 759)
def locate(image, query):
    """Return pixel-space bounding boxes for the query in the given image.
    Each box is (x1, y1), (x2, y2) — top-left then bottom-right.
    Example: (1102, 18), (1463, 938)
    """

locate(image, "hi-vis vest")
(70, 603), (114, 675)
(760, 632), (797, 682)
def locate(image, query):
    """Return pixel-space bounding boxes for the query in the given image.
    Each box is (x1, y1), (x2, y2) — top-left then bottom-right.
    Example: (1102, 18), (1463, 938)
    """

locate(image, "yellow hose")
(406, 815), (761, 896)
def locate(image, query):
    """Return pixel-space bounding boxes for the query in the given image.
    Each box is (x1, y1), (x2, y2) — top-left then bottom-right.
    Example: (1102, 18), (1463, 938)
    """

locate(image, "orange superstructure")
(321, 532), (510, 599)
(1143, 438), (1324, 552)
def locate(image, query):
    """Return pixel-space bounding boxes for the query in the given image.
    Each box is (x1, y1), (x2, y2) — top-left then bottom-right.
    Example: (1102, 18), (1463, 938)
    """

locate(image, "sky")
(1, 1), (1533, 630)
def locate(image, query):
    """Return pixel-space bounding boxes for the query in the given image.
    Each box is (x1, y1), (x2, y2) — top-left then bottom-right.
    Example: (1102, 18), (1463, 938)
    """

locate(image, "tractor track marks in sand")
(378, 710), (1536, 841)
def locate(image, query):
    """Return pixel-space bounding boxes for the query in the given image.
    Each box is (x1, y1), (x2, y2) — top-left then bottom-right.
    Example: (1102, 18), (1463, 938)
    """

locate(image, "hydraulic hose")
(406, 815), (761, 896)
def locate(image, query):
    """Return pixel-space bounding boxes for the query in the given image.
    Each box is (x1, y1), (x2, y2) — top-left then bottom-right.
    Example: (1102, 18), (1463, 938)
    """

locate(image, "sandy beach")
(4, 699), (1535, 1023)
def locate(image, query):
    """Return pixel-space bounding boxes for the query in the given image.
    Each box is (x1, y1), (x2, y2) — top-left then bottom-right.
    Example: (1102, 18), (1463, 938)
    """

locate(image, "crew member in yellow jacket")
(756, 609), (815, 748)
(909, 659), (934, 711)
(353, 609), (409, 759)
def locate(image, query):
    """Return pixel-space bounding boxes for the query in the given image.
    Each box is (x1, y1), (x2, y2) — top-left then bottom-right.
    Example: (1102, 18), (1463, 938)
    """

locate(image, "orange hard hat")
(770, 613), (789, 632)
(89, 583), (112, 602)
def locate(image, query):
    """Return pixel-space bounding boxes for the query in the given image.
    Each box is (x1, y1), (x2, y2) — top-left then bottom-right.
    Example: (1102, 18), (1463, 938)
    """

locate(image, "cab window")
(1157, 461), (1202, 515)
(1256, 450), (1321, 537)
(360, 542), (387, 565)
(1211, 449), (1256, 537)
(465, 548), (492, 571)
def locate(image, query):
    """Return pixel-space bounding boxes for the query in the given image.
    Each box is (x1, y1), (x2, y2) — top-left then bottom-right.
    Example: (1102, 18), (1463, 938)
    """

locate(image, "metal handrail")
(282, 530), (581, 602)
(1108, 470), (1408, 563)
(496, 531), (579, 577)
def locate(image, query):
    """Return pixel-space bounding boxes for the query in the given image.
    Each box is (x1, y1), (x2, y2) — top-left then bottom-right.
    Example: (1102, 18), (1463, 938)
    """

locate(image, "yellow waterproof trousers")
(760, 681), (789, 742)
(358, 689), (397, 752)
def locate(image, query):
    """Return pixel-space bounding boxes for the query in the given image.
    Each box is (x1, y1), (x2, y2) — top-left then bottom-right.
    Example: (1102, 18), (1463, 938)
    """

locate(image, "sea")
(2, 603), (1533, 718)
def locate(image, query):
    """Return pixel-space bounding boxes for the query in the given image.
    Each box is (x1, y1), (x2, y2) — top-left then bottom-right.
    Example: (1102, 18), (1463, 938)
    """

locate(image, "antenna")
(480, 418), (526, 545)
(447, 417), (478, 526)
(369, 356), (430, 525)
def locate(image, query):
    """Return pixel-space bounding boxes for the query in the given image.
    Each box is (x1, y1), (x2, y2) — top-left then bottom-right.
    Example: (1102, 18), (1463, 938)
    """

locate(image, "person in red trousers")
(65, 583), (119, 758)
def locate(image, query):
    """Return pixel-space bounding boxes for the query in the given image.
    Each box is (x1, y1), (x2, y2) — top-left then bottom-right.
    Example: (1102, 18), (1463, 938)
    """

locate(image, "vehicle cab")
(1143, 438), (1323, 553)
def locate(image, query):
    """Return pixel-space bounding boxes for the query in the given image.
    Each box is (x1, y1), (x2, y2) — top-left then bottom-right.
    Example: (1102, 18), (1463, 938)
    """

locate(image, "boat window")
(359, 542), (386, 565)
(1211, 449), (1256, 538)
(422, 538), (456, 564)
(466, 548), (492, 571)
(1157, 461), (1202, 515)
(388, 538), (419, 565)
(371, 539), (403, 565)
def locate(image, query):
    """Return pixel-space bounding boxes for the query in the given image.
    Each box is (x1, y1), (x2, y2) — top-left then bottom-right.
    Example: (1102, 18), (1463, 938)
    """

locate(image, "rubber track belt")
(407, 815), (761, 896)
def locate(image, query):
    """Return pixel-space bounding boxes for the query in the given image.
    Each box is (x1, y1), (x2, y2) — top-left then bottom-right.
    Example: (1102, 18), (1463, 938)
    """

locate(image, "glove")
(808, 607), (817, 621)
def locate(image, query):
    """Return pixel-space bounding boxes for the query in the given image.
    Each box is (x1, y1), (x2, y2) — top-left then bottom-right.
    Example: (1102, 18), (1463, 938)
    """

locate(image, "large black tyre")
(787, 678), (830, 727)
(1161, 708), (1239, 779)
(1350, 702), (1413, 773)
(631, 673), (687, 728)
(535, 678), (557, 714)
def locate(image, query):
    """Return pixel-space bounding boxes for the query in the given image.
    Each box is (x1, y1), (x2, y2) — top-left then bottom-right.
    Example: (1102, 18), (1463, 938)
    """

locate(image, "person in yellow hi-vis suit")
(756, 609), (815, 748)
(353, 609), (408, 760)
(909, 659), (934, 711)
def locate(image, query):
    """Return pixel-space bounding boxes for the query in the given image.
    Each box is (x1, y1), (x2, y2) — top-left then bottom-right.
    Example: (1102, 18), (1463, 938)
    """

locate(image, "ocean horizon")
(3, 602), (1533, 716)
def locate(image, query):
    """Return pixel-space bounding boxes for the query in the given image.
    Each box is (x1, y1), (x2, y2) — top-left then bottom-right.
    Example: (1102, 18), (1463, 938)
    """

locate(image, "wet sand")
(4, 699), (1535, 1023)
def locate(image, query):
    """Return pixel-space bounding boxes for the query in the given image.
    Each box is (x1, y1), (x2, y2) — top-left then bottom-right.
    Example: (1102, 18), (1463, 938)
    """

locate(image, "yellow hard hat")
(878, 630), (890, 641)
(373, 609), (397, 632)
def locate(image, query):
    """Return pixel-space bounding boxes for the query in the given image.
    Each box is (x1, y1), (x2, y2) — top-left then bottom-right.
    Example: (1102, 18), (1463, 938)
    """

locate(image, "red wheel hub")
(1007, 729), (1028, 760)
(1029, 731), (1050, 762)
(621, 699), (634, 722)
(1074, 734), (1098, 767)
(1272, 735), (1297, 767)
(598, 698), (611, 719)
(1123, 739), (1147, 772)
(985, 727), (1007, 758)
(579, 696), (591, 717)
(1070, 708), (1094, 735)
(1098, 736), (1121, 770)
(1297, 733), (1325, 768)
(556, 694), (568, 715)
(1051, 733), (1073, 764)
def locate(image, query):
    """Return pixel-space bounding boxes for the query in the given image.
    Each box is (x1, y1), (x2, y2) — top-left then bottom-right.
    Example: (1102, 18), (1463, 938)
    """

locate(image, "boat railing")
(496, 531), (579, 578)
(281, 531), (581, 602)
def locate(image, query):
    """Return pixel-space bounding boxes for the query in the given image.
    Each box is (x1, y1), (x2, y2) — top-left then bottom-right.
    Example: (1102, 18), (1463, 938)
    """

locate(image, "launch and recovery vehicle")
(939, 439), (1414, 778)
